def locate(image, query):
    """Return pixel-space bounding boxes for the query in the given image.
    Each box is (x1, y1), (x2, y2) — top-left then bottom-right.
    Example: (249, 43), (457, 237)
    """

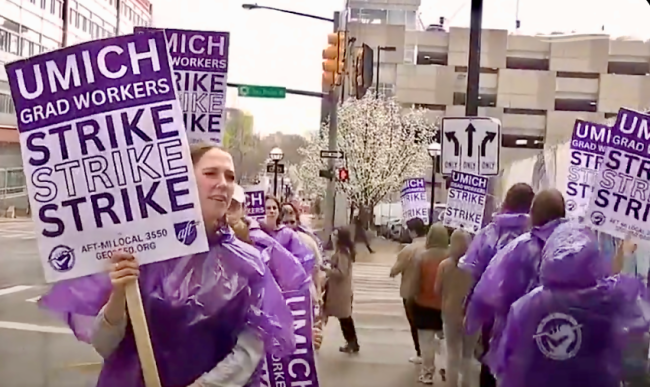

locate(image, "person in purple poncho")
(495, 222), (650, 387)
(39, 145), (296, 387)
(458, 182), (534, 387)
(226, 185), (310, 293)
(466, 189), (567, 377)
(261, 195), (316, 276)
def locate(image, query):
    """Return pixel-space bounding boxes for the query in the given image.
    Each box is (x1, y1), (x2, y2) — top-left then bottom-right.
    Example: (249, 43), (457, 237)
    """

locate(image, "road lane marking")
(0, 321), (72, 334)
(26, 296), (41, 303)
(0, 285), (33, 297)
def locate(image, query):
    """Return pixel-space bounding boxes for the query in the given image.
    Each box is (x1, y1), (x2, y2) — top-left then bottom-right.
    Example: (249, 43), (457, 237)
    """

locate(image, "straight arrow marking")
(465, 124), (476, 158)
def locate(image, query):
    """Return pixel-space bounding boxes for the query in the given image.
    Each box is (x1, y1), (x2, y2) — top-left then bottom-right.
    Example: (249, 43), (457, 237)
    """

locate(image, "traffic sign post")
(441, 117), (501, 176)
(320, 150), (344, 159)
(266, 163), (285, 174)
(238, 85), (287, 99)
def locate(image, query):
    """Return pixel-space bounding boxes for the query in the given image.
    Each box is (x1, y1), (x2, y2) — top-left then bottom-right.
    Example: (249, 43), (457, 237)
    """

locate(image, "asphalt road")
(0, 219), (460, 387)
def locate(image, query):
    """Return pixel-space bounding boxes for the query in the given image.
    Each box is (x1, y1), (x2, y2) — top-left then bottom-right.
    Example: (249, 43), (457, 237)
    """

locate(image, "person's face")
(227, 200), (244, 226)
(282, 212), (298, 230)
(266, 199), (279, 222)
(283, 204), (295, 217)
(193, 148), (235, 230)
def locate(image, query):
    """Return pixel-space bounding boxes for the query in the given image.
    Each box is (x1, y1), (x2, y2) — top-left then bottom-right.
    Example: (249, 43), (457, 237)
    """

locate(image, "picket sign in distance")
(586, 108), (650, 241)
(401, 178), (430, 225)
(244, 186), (265, 221)
(135, 27), (229, 145)
(443, 171), (488, 234)
(5, 31), (210, 282)
(563, 120), (611, 218)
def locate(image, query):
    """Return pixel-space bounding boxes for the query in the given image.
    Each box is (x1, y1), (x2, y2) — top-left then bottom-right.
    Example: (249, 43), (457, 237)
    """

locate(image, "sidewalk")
(355, 237), (402, 264)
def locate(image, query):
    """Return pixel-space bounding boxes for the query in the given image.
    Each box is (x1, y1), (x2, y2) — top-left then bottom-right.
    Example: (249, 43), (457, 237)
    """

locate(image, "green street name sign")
(237, 85), (286, 99)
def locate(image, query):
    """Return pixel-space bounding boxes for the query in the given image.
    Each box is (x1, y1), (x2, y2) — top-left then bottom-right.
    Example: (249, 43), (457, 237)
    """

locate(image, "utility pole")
(323, 11), (340, 247)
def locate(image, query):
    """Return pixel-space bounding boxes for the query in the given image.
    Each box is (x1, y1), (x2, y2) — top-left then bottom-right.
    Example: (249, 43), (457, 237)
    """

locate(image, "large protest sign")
(5, 31), (209, 282)
(564, 120), (611, 218)
(244, 185), (265, 221)
(136, 27), (229, 145)
(586, 108), (650, 241)
(260, 287), (319, 387)
(443, 171), (488, 234)
(400, 178), (430, 225)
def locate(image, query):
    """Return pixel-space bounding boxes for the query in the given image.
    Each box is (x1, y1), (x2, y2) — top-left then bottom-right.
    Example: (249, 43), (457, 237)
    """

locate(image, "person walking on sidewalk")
(323, 227), (360, 353)
(412, 223), (449, 384)
(435, 229), (476, 387)
(390, 217), (429, 364)
(354, 216), (374, 254)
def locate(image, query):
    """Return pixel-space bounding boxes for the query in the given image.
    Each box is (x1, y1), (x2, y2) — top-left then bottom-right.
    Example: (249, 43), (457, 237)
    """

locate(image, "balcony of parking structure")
(395, 64), (455, 105)
(549, 36), (609, 73)
(506, 34), (551, 62)
(405, 30), (449, 51)
(500, 147), (543, 166)
(598, 74), (650, 113)
(497, 69), (556, 110)
(555, 75), (599, 101)
(447, 27), (508, 69)
(608, 38), (650, 74)
(546, 110), (605, 144)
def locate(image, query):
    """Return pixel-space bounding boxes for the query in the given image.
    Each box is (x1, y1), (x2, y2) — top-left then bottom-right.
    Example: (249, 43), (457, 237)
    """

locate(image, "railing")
(0, 185), (27, 199)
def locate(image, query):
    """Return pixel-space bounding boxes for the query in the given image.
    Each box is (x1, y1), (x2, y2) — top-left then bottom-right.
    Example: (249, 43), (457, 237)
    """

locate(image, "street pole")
(273, 161), (279, 197)
(375, 46), (381, 99)
(428, 157), (436, 224)
(466, 0), (496, 226)
(323, 11), (340, 248)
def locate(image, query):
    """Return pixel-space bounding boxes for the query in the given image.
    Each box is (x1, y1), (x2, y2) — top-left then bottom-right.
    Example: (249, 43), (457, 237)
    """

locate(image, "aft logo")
(174, 220), (200, 246)
(48, 245), (75, 272)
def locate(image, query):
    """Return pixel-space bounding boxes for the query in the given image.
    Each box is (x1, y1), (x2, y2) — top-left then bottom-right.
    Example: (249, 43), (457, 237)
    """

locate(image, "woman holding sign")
(39, 145), (295, 387)
(262, 195), (316, 277)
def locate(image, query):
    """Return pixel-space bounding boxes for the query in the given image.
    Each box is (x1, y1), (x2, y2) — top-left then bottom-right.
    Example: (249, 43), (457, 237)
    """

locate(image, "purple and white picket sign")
(400, 178), (430, 225)
(4, 30), (209, 282)
(443, 171), (488, 234)
(586, 108), (650, 241)
(261, 286), (319, 387)
(135, 27), (229, 145)
(564, 120), (611, 218)
(245, 188), (265, 221)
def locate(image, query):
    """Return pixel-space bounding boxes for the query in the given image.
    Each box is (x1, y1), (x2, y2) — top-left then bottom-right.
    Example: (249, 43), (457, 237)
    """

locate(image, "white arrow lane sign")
(441, 117), (501, 176)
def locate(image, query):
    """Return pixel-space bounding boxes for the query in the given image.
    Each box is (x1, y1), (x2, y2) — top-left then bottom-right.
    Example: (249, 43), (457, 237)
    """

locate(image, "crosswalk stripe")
(0, 285), (34, 297)
(352, 263), (402, 305)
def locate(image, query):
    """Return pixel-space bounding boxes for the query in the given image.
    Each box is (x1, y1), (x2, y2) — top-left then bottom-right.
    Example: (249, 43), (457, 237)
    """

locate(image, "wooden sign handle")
(125, 281), (162, 387)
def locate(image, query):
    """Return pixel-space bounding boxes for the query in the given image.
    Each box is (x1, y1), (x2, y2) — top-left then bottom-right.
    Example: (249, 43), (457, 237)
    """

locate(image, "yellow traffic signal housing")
(322, 31), (346, 88)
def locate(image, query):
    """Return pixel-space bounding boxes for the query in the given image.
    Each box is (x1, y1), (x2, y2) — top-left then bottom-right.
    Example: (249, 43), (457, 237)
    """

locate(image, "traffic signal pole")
(323, 11), (340, 248)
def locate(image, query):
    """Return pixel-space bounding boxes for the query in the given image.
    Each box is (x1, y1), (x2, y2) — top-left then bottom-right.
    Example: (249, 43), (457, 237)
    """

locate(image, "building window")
(607, 62), (649, 76)
(453, 93), (466, 106)
(0, 93), (15, 114)
(554, 99), (597, 112)
(556, 71), (599, 79)
(503, 107), (546, 115)
(404, 45), (416, 64)
(417, 51), (447, 65)
(349, 8), (387, 24)
(506, 57), (549, 71)
(372, 83), (395, 98)
(41, 0), (47, 9)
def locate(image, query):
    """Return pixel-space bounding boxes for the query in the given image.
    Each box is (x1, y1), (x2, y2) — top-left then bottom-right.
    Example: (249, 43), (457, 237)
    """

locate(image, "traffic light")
(337, 167), (349, 182)
(322, 31), (346, 89)
(353, 44), (374, 99)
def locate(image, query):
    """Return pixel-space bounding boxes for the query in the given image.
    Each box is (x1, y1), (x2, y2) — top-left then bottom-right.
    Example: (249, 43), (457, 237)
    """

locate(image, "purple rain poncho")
(38, 226), (296, 387)
(458, 213), (530, 281)
(466, 218), (567, 371)
(246, 217), (310, 292)
(495, 223), (650, 387)
(264, 223), (315, 276)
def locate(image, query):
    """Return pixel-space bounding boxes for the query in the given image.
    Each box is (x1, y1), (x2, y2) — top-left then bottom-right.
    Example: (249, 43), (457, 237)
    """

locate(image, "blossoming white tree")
(296, 95), (438, 216)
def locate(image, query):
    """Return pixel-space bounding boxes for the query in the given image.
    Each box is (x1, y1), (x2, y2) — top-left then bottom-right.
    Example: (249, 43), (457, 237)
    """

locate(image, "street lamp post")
(269, 147), (284, 197)
(376, 46), (396, 99)
(241, 3), (334, 22)
(428, 142), (441, 225)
